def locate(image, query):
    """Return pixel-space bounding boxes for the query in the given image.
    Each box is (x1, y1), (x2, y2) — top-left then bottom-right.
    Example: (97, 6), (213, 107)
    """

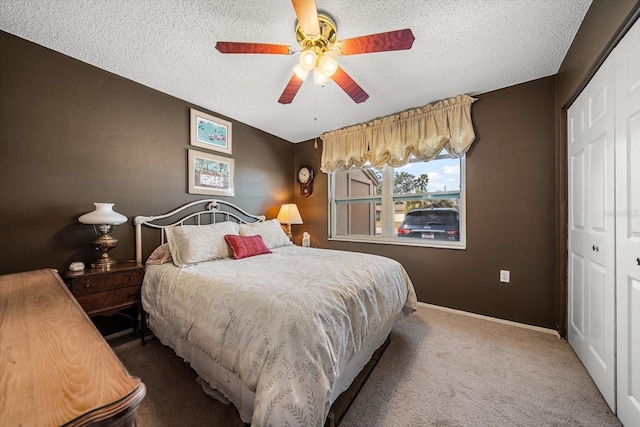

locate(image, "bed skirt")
(147, 312), (399, 424)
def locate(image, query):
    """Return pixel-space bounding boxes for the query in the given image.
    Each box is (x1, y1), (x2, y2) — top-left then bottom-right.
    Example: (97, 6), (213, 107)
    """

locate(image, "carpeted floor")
(111, 305), (621, 426)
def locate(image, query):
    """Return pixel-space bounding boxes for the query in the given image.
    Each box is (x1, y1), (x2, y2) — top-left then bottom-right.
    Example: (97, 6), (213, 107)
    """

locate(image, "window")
(329, 151), (466, 249)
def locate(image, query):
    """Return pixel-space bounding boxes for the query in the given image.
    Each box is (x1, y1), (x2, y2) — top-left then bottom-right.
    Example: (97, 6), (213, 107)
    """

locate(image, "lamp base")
(91, 256), (118, 271)
(90, 230), (119, 270)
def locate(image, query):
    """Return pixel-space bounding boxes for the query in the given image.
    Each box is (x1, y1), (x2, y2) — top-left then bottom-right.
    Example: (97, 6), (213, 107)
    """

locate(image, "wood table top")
(0, 269), (145, 426)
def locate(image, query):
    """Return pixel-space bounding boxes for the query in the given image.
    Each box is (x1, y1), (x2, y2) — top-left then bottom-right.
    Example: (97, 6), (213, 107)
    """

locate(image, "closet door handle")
(592, 245), (599, 252)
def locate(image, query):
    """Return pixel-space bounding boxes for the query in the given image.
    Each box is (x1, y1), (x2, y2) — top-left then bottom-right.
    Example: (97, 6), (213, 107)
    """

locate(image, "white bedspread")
(142, 246), (417, 426)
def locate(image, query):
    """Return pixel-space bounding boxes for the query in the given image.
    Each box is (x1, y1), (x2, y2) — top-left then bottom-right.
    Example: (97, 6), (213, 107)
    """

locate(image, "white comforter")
(142, 246), (417, 426)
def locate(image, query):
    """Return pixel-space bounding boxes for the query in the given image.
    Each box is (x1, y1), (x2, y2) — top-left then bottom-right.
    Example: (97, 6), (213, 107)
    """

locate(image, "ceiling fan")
(215, 0), (415, 104)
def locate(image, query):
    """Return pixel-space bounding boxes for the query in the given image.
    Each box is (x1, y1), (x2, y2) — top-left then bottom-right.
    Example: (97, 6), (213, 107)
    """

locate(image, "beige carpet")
(111, 305), (621, 426)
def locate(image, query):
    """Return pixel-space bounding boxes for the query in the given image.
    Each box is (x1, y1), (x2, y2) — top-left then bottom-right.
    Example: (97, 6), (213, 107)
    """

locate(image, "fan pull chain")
(314, 89), (318, 149)
(314, 117), (318, 149)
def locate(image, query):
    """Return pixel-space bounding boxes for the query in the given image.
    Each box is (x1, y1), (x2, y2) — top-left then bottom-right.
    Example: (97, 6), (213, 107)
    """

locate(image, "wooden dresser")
(0, 269), (145, 426)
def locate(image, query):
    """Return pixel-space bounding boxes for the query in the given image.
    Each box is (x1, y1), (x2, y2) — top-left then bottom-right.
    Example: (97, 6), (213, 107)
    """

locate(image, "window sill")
(328, 235), (466, 250)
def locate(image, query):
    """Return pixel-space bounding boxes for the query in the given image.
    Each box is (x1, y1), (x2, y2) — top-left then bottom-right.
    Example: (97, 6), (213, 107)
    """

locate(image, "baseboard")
(417, 302), (561, 339)
(104, 327), (135, 341)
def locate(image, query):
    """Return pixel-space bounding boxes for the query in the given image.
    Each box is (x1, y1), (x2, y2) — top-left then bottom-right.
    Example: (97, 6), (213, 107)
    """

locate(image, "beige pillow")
(166, 221), (239, 267)
(238, 219), (292, 249)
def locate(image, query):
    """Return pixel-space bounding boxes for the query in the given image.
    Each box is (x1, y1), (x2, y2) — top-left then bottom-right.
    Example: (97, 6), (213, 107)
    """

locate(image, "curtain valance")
(320, 94), (477, 173)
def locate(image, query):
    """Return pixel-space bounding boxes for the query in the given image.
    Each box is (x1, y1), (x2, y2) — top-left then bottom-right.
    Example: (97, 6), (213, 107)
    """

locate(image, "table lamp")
(276, 203), (303, 240)
(78, 203), (127, 269)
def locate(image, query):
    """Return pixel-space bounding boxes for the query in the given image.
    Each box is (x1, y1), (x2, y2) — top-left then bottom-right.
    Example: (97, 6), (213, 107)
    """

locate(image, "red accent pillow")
(224, 234), (272, 260)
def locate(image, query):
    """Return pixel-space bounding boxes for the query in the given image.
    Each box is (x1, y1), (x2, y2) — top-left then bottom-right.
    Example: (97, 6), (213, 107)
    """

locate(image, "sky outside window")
(396, 156), (461, 192)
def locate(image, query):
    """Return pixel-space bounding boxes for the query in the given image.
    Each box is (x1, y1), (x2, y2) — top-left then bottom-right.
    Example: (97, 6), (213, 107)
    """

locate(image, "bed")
(134, 199), (417, 426)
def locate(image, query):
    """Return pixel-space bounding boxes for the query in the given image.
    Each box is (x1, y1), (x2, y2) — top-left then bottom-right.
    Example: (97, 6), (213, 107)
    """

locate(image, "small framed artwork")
(190, 108), (232, 155)
(188, 149), (235, 197)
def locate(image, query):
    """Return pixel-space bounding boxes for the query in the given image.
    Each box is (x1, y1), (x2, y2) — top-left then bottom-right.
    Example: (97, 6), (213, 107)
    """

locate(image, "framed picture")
(188, 149), (235, 197)
(190, 108), (232, 155)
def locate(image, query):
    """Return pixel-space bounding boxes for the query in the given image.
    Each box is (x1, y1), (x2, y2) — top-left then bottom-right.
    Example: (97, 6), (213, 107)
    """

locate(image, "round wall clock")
(297, 166), (314, 184)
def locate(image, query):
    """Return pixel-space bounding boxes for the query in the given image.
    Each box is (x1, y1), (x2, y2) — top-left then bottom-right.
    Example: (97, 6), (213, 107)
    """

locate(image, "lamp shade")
(276, 203), (303, 225)
(78, 203), (127, 225)
(299, 49), (317, 71)
(313, 67), (329, 85)
(318, 53), (338, 77)
(293, 63), (310, 81)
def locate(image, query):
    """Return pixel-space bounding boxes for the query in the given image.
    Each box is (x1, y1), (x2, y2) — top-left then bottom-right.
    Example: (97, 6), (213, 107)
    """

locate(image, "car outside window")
(397, 208), (460, 240)
(328, 151), (466, 249)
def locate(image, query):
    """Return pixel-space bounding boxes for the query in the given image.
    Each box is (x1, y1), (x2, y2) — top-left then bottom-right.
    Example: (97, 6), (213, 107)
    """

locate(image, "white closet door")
(568, 53), (616, 411)
(615, 17), (640, 427)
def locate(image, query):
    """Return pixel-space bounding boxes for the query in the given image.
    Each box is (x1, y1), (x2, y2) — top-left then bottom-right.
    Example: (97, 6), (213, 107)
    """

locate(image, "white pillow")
(165, 221), (239, 267)
(238, 219), (292, 249)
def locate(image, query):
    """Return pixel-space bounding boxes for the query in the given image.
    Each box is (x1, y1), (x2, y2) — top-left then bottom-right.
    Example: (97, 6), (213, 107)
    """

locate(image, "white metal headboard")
(133, 199), (266, 263)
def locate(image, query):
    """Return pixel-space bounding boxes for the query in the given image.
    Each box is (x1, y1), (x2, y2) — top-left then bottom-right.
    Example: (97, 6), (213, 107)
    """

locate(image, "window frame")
(328, 155), (467, 250)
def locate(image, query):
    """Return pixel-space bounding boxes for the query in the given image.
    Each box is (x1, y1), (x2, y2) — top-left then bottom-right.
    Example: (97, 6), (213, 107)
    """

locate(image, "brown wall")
(554, 0), (640, 335)
(0, 31), (294, 275)
(295, 76), (558, 329)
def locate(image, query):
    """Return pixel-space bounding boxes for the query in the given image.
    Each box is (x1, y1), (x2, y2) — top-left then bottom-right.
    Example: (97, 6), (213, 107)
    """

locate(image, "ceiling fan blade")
(338, 29), (415, 55)
(331, 67), (369, 104)
(215, 42), (293, 55)
(278, 74), (305, 104)
(291, 0), (320, 35)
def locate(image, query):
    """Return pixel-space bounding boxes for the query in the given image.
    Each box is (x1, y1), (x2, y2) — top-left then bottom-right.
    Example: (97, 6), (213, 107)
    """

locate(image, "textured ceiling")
(0, 0), (591, 143)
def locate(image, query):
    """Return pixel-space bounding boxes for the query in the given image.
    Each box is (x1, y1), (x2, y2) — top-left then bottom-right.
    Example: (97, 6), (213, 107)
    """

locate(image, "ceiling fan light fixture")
(293, 63), (310, 81)
(299, 49), (317, 70)
(313, 67), (329, 85)
(318, 53), (338, 77)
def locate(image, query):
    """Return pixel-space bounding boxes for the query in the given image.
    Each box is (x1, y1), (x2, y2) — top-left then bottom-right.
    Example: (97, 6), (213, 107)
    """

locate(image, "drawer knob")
(129, 292), (135, 296)
(636, 258), (640, 266)
(592, 245), (599, 252)
(84, 283), (91, 289)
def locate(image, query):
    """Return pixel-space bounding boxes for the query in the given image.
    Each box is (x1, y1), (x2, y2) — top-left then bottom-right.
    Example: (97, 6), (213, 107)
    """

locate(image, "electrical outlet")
(500, 270), (510, 283)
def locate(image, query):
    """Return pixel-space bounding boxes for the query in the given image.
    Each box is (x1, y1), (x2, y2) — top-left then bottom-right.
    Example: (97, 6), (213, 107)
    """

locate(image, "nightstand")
(64, 261), (144, 335)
